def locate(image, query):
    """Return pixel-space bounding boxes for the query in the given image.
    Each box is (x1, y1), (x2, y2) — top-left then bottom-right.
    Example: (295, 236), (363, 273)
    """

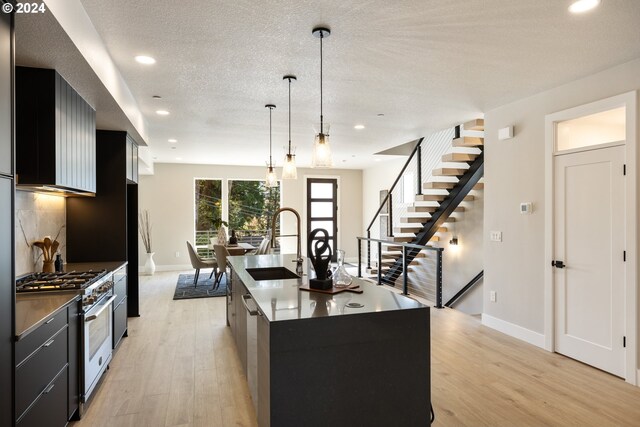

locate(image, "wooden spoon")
(51, 240), (60, 256)
(43, 237), (52, 261)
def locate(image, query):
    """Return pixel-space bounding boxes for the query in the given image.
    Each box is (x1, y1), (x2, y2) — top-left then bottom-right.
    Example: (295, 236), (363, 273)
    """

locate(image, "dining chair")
(248, 237), (271, 255)
(213, 244), (230, 287)
(186, 241), (218, 287)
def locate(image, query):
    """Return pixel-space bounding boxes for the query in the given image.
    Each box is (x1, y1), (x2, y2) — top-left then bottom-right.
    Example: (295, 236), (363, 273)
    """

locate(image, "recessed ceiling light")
(374, 159), (381, 162)
(152, 95), (162, 99)
(377, 113), (385, 117)
(354, 125), (365, 130)
(176, 157), (182, 160)
(569, 0), (601, 13)
(168, 139), (177, 143)
(156, 110), (170, 116)
(135, 55), (156, 65)
(171, 146), (176, 150)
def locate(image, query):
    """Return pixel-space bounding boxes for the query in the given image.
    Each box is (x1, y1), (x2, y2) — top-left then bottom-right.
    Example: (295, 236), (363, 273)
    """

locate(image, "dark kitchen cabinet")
(126, 134), (138, 183)
(15, 66), (96, 193)
(0, 6), (14, 427)
(67, 131), (140, 317)
(112, 265), (128, 348)
(15, 300), (79, 427)
(0, 6), (11, 176)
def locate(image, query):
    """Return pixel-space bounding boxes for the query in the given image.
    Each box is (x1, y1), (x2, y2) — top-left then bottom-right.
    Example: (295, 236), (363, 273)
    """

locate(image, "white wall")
(483, 58), (640, 345)
(439, 189), (484, 315)
(138, 163), (362, 269)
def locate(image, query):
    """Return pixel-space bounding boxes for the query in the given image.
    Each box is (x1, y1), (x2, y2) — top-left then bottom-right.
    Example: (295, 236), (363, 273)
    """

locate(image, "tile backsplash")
(15, 191), (66, 276)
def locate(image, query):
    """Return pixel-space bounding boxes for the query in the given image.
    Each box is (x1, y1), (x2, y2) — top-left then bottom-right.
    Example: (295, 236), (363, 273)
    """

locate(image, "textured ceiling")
(70, 1), (640, 168)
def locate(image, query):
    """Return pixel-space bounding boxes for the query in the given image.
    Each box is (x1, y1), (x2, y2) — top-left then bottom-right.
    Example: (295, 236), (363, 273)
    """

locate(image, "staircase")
(373, 119), (485, 287)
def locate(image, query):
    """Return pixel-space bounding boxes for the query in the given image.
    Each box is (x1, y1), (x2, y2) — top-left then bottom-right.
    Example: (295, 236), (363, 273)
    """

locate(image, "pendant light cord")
(319, 31), (324, 133)
(288, 78), (292, 154)
(269, 106), (273, 167)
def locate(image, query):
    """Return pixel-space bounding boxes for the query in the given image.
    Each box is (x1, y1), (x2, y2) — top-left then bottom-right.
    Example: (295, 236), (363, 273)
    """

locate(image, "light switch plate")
(175, 251), (180, 258)
(490, 291), (497, 302)
(490, 231), (502, 242)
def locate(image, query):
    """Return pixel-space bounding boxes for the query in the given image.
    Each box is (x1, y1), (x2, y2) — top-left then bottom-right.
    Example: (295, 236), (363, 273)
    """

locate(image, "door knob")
(551, 260), (565, 269)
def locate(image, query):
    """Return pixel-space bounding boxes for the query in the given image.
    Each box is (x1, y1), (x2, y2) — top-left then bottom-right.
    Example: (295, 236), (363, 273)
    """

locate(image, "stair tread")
(415, 194), (447, 202)
(432, 168), (467, 176)
(423, 181), (457, 190)
(463, 118), (485, 131)
(441, 153), (479, 163)
(452, 136), (484, 147)
(474, 182), (484, 190)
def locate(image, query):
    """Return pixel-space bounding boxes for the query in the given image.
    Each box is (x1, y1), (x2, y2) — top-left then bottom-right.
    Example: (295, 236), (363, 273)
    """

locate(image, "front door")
(553, 144), (625, 377)
(307, 178), (338, 261)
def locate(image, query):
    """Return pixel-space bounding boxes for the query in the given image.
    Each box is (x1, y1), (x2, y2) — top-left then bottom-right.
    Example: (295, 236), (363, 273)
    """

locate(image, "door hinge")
(623, 336), (626, 348)
(624, 251), (626, 262)
(624, 164), (627, 175)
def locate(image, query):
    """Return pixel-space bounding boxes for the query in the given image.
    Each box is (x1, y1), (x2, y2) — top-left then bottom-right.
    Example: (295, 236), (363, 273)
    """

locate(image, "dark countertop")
(227, 254), (425, 323)
(15, 292), (79, 340)
(15, 261), (127, 340)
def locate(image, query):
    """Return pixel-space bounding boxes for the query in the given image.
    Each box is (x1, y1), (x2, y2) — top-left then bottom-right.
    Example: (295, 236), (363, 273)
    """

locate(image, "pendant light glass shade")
(265, 104), (278, 188)
(265, 165), (278, 187)
(282, 75), (297, 179)
(282, 154), (297, 179)
(312, 27), (333, 168)
(312, 123), (332, 168)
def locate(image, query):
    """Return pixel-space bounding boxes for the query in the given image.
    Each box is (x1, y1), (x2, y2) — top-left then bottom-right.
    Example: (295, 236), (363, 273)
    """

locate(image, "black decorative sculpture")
(308, 228), (333, 290)
(228, 229), (238, 245)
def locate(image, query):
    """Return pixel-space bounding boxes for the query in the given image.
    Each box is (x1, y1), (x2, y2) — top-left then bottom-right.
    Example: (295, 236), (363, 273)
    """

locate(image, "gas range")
(16, 270), (114, 310)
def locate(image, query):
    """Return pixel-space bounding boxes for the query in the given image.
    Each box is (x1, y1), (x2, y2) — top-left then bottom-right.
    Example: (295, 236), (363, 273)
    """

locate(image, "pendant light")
(311, 26), (333, 168)
(282, 75), (298, 179)
(265, 104), (278, 187)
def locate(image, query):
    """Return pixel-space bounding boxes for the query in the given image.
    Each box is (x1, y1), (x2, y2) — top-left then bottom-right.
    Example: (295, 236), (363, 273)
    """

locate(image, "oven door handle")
(84, 295), (117, 322)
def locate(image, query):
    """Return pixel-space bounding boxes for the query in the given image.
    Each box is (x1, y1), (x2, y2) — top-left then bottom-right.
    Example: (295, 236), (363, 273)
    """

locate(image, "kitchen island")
(227, 254), (430, 427)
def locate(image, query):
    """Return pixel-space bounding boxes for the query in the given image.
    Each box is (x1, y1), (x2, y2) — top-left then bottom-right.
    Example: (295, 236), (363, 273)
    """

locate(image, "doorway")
(545, 91), (637, 384)
(553, 144), (625, 377)
(306, 178), (338, 262)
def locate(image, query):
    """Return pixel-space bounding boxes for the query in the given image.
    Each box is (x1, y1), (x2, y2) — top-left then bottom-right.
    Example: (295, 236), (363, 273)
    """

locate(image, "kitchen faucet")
(270, 207), (303, 263)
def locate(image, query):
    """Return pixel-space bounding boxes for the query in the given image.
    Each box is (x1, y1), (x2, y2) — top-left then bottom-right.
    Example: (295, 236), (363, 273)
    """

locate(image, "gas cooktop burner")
(16, 270), (108, 292)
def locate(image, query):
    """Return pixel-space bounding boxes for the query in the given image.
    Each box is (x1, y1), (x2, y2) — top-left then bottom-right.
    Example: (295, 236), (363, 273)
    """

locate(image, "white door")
(554, 145), (625, 377)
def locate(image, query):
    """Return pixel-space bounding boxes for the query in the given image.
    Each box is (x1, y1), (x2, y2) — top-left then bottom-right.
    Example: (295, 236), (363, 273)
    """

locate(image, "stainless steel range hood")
(15, 183), (95, 197)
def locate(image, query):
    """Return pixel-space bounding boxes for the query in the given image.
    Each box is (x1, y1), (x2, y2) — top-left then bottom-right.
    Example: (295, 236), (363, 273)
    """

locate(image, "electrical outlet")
(175, 251), (180, 258)
(490, 291), (497, 303)
(490, 231), (502, 242)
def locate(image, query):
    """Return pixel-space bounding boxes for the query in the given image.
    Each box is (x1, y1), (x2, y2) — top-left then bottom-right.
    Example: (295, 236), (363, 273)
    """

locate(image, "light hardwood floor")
(72, 272), (640, 427)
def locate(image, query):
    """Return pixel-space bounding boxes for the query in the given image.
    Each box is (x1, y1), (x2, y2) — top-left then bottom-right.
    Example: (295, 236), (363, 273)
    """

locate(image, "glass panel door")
(307, 178), (338, 262)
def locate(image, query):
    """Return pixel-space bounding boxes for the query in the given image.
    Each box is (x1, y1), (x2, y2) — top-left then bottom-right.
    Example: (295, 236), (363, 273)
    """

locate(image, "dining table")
(208, 241), (256, 256)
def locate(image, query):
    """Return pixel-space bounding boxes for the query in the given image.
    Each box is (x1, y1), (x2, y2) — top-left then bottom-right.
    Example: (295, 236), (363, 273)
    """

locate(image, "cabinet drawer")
(16, 326), (68, 419)
(113, 297), (128, 349)
(17, 366), (68, 427)
(113, 274), (127, 309)
(16, 307), (67, 364)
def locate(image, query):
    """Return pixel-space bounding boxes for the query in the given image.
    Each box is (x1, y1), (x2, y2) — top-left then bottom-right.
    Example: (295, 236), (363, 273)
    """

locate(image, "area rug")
(173, 273), (227, 300)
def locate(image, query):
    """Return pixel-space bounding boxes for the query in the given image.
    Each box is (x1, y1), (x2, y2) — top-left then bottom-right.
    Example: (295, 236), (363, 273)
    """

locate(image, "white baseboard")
(139, 264), (193, 273)
(481, 313), (545, 349)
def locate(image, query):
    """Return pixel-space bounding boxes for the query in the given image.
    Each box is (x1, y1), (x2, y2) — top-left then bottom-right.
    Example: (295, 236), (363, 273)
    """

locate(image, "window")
(307, 178), (338, 261)
(194, 179), (222, 256)
(401, 173), (415, 204)
(228, 180), (281, 247)
(557, 106), (626, 152)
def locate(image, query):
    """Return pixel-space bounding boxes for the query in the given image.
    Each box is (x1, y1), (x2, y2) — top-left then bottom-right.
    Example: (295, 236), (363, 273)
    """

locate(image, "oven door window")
(88, 307), (110, 360)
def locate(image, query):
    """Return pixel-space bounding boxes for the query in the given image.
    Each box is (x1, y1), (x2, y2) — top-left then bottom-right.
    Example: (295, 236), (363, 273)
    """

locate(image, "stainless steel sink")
(246, 267), (300, 281)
